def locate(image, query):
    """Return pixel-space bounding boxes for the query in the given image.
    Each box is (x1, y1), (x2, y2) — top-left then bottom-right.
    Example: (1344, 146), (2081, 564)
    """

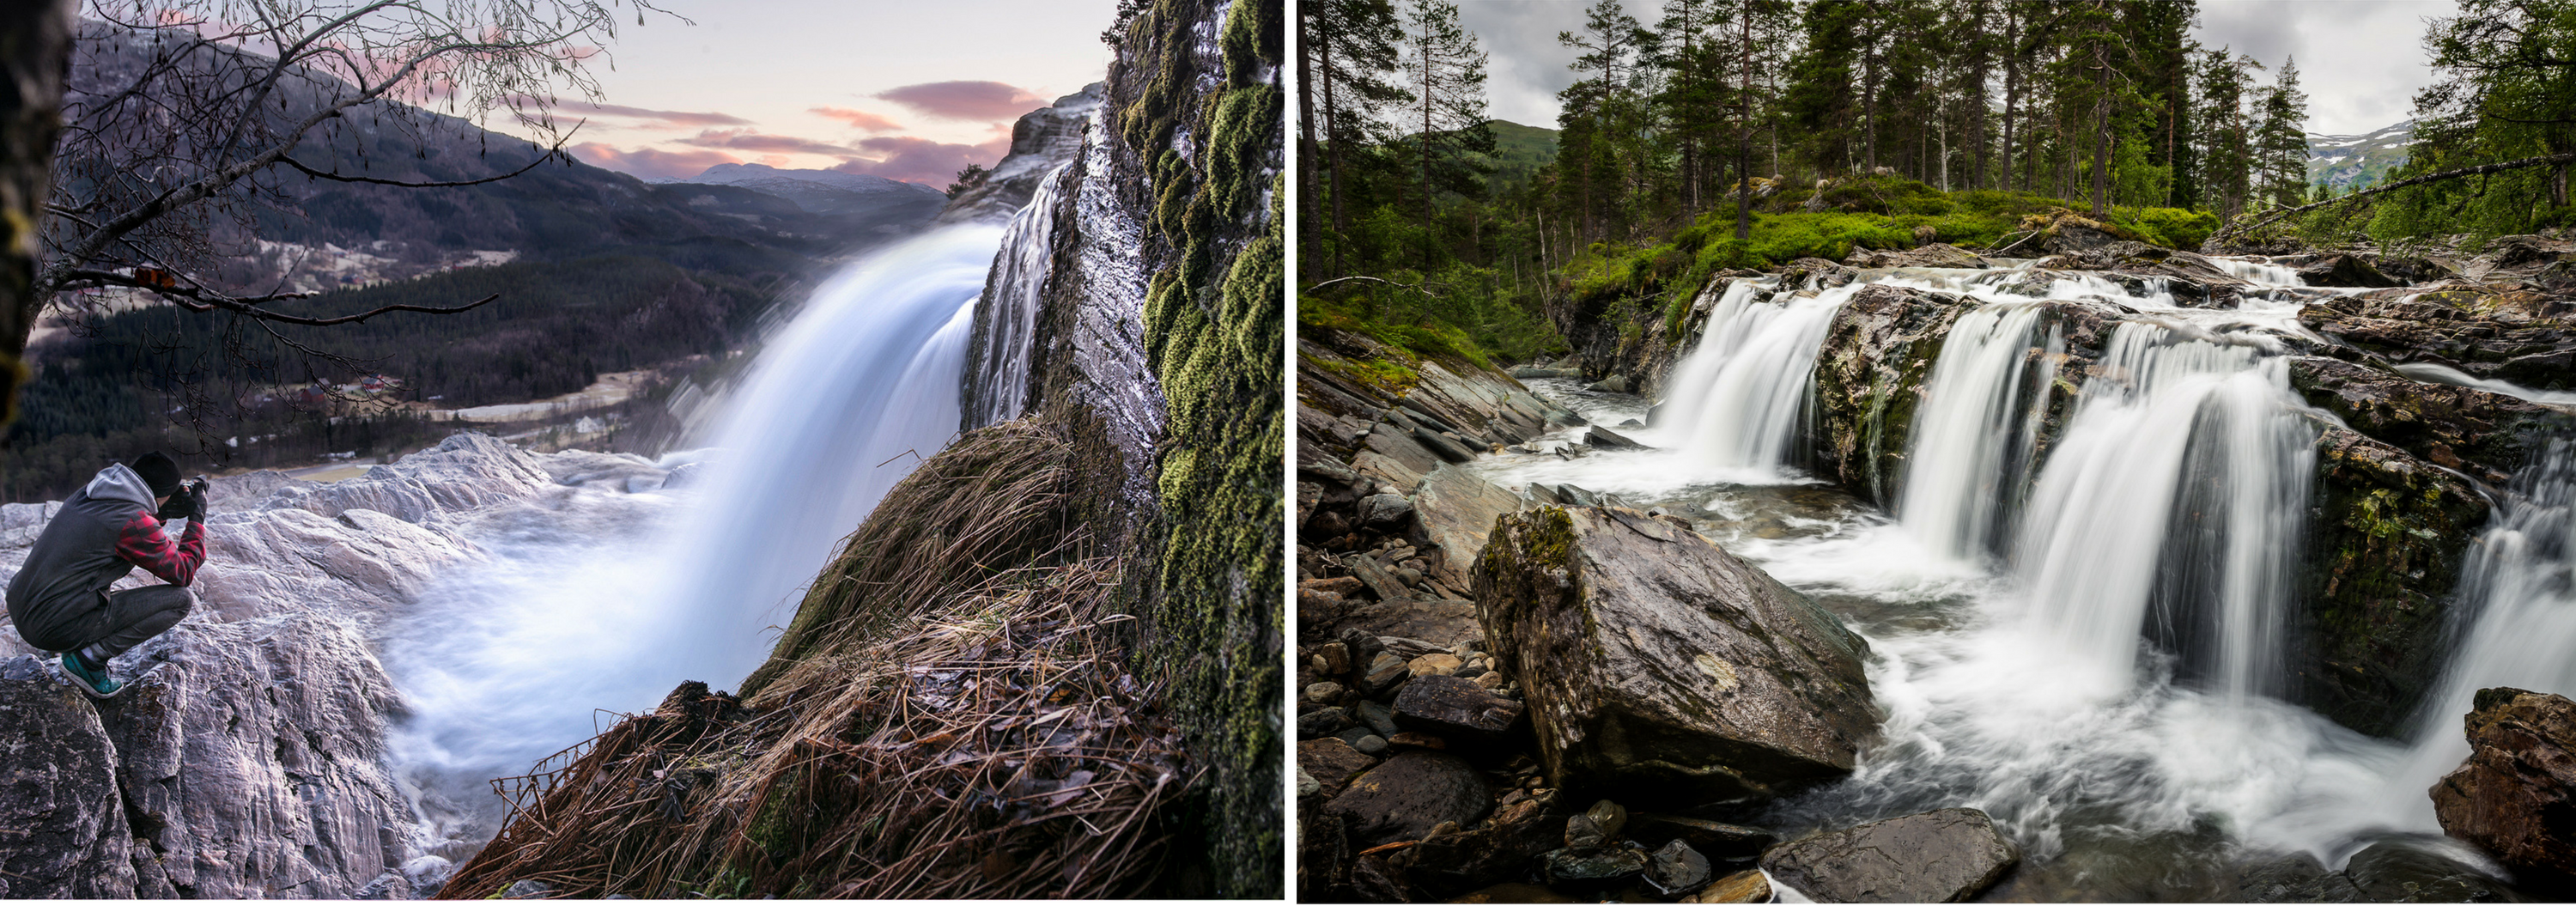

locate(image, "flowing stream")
(1473, 260), (2568, 897)
(385, 224), (1012, 838)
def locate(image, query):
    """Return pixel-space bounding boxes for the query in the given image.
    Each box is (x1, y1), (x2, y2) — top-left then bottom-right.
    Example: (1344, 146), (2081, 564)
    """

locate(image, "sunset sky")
(498, 0), (1120, 185)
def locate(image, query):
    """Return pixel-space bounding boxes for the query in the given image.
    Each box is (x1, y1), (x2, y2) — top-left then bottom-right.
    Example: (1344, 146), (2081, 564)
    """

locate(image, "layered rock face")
(1473, 506), (1878, 806)
(2432, 687), (2576, 890)
(0, 432), (678, 897)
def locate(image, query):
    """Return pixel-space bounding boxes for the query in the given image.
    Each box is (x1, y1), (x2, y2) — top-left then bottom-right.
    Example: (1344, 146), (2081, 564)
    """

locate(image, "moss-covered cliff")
(1109, 0), (1285, 894)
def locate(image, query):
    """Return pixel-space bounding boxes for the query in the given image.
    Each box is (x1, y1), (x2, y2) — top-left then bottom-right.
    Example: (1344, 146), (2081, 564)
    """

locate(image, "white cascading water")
(2212, 256), (2305, 287)
(963, 167), (1071, 429)
(390, 225), (1003, 781)
(1894, 301), (2050, 562)
(2392, 362), (2576, 406)
(2011, 322), (2316, 701)
(1660, 280), (1856, 473)
(2375, 439), (2576, 827)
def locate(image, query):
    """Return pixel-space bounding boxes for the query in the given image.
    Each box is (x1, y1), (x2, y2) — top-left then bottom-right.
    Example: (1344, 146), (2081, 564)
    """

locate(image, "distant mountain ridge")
(651, 163), (946, 216)
(2308, 120), (2414, 192)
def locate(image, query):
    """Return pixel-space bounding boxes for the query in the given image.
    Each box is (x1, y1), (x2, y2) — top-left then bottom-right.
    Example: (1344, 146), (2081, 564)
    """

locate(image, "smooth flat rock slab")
(1759, 807), (2019, 903)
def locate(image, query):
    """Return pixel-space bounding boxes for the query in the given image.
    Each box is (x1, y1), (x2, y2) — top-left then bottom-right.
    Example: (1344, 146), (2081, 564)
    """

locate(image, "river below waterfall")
(1470, 258), (2576, 900)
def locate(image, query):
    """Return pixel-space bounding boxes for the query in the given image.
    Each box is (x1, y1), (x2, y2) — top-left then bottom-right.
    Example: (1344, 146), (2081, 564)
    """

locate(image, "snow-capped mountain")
(2307, 120), (2414, 191)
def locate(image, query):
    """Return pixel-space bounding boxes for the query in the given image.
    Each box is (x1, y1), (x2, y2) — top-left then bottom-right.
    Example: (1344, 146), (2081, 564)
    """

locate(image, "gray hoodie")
(4, 463), (206, 651)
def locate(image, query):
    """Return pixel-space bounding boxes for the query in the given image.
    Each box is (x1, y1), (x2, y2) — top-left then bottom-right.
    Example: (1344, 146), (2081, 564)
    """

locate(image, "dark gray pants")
(23, 585), (193, 659)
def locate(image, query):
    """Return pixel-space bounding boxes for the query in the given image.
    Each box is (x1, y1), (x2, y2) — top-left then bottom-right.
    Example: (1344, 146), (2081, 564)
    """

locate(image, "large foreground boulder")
(2431, 687), (2576, 889)
(1759, 808), (2020, 903)
(1473, 506), (1877, 805)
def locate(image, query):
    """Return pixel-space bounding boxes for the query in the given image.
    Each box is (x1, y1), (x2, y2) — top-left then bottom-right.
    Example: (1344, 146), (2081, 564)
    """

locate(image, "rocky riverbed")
(1296, 223), (2576, 902)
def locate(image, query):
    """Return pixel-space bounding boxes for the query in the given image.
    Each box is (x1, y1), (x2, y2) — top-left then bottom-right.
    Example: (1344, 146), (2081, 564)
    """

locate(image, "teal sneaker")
(59, 652), (120, 698)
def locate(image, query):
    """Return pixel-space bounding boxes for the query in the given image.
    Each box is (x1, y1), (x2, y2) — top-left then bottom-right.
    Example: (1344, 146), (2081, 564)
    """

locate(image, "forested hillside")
(3, 19), (957, 500)
(1300, 0), (2576, 366)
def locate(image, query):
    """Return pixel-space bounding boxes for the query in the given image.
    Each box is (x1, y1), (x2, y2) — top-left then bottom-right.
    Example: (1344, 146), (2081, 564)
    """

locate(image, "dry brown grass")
(435, 421), (1185, 899)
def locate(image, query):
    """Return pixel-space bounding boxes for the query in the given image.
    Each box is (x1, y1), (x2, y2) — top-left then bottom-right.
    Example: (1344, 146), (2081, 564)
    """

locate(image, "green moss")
(1115, 2), (1284, 891)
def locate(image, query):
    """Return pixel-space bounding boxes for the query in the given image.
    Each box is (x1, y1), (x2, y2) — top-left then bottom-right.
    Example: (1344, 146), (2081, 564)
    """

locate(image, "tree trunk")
(2001, 9), (2021, 192)
(1297, 12), (1318, 267)
(0, 0), (73, 427)
(1325, 30), (1348, 277)
(1735, 0), (1754, 240)
(1967, 0), (1990, 190)
(1421, 23), (1435, 270)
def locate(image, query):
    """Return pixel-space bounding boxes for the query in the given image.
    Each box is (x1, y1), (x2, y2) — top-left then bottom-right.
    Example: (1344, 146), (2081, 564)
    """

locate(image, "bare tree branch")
(2211, 150), (2576, 243)
(279, 138), (568, 188)
(62, 268), (499, 325)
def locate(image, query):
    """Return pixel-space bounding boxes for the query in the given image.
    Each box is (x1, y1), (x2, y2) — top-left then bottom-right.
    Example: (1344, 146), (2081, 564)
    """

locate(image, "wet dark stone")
(1321, 751), (1493, 847)
(2432, 687), (2576, 891)
(2343, 842), (2512, 903)
(1585, 426), (1645, 450)
(1297, 707), (1349, 739)
(1544, 846), (1649, 885)
(1759, 807), (2019, 903)
(1328, 700), (1388, 742)
(2235, 852), (2365, 903)
(1648, 839), (1712, 894)
(1391, 674), (1525, 748)
(1296, 738), (1378, 798)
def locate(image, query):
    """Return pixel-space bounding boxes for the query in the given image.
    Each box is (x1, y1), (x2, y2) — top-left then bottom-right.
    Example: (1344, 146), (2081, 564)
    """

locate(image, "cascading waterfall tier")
(1660, 279), (1855, 474)
(962, 165), (1072, 429)
(2010, 321), (2316, 700)
(1896, 301), (2052, 562)
(2379, 438), (2576, 827)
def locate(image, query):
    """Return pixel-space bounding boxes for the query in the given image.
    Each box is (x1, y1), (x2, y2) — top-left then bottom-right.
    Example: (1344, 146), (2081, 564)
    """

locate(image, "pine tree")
(1558, 0), (1646, 241)
(1400, 0), (1495, 266)
(1302, 0), (1410, 277)
(2255, 56), (2310, 210)
(2196, 46), (2257, 221)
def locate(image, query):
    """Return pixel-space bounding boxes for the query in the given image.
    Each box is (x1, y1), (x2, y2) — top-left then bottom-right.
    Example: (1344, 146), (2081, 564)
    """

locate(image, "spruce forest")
(1297, 0), (2576, 364)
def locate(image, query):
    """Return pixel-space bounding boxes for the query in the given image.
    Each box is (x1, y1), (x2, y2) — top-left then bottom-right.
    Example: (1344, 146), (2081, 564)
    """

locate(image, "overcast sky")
(485, 0), (1118, 184)
(1459, 0), (2455, 138)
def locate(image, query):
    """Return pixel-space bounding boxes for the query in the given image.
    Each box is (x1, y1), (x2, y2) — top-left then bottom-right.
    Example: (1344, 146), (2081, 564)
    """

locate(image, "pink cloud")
(811, 106), (904, 132)
(567, 142), (740, 179)
(677, 129), (866, 157)
(829, 133), (1014, 186)
(874, 81), (1048, 121)
(550, 99), (753, 128)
